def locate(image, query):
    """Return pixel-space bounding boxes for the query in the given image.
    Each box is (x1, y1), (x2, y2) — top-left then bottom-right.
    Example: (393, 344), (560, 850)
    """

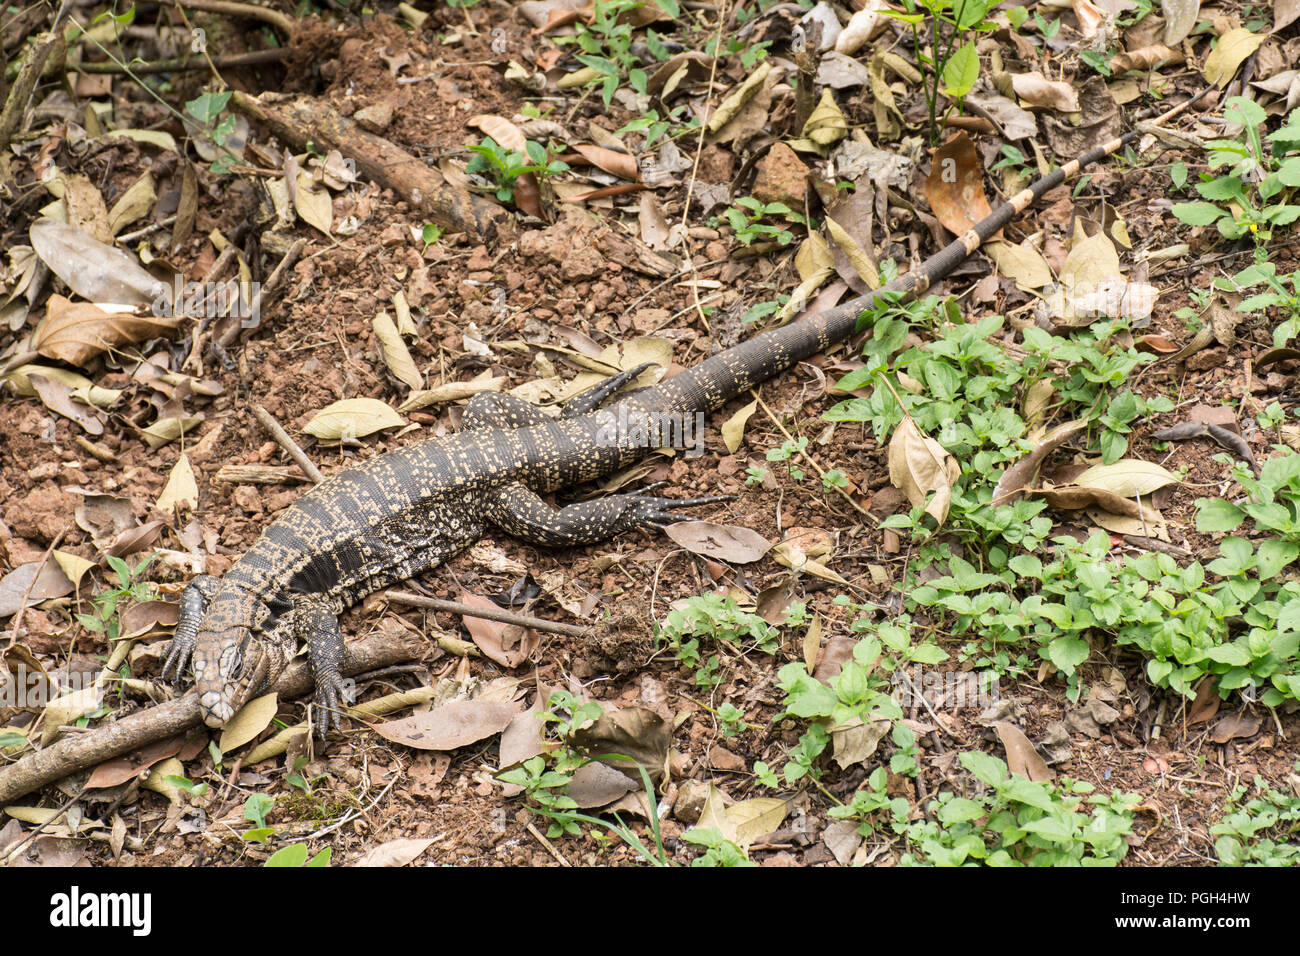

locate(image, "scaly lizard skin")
(162, 116), (1174, 739)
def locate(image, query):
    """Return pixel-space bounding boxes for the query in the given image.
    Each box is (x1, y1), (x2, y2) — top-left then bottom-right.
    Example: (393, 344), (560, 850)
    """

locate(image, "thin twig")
(116, 214), (178, 244)
(526, 821), (571, 866)
(252, 404), (324, 484)
(74, 48), (287, 74)
(385, 590), (591, 639)
(172, 0), (295, 36)
(217, 238), (306, 349)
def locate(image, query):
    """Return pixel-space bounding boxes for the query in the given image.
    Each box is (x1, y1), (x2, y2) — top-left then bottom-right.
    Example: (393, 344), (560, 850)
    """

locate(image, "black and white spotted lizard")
(162, 91), (1204, 739)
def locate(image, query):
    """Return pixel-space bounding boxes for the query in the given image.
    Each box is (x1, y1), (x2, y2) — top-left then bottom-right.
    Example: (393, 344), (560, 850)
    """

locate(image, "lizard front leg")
(293, 592), (353, 740)
(162, 574), (219, 680)
(483, 482), (729, 547)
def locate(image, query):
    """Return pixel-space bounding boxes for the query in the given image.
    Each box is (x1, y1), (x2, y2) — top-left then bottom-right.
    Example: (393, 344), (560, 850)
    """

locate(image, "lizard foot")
(310, 659), (354, 741)
(621, 485), (735, 529)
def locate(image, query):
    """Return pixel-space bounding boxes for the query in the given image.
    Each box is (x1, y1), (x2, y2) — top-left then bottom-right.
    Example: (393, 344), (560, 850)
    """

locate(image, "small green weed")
(1211, 772), (1300, 866)
(465, 137), (568, 204)
(75, 554), (158, 642)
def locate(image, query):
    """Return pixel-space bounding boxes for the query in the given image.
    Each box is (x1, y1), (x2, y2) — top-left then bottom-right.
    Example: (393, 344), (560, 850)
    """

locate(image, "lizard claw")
(161, 634), (193, 682)
(624, 491), (735, 529)
(311, 664), (354, 741)
(163, 575), (217, 682)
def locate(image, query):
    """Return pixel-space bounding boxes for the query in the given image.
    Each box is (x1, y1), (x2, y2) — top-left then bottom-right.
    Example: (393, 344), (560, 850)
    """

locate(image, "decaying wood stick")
(386, 590), (592, 639)
(74, 48), (287, 74)
(252, 403), (324, 484)
(175, 0), (295, 37)
(230, 90), (509, 241)
(0, 630), (423, 805)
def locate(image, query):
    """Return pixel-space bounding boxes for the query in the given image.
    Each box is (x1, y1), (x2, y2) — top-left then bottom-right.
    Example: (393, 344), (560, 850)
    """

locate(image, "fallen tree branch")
(230, 90), (509, 242)
(74, 48), (287, 74)
(173, 0), (295, 37)
(0, 630), (423, 805)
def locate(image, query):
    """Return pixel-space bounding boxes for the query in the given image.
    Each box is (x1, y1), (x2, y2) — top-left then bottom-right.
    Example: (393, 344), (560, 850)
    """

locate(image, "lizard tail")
(647, 87), (1212, 417)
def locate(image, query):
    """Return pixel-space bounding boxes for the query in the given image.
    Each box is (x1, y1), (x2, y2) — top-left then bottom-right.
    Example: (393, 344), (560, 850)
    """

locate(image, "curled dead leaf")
(887, 416), (959, 527)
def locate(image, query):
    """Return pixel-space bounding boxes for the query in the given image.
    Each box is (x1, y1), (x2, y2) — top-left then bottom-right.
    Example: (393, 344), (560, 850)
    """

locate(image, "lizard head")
(191, 588), (278, 728)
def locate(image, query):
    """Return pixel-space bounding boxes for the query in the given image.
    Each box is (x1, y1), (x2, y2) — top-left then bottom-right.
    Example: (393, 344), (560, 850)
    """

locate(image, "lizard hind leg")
(293, 593), (353, 740)
(484, 481), (731, 548)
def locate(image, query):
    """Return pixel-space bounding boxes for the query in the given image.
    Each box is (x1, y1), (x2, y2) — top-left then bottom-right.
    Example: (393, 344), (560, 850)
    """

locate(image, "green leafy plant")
(242, 793), (276, 844)
(884, 0), (996, 144)
(656, 592), (782, 688)
(465, 137), (568, 203)
(554, 0), (678, 106)
(184, 91), (238, 174)
(75, 554), (157, 642)
(766, 436), (809, 481)
(774, 633), (911, 783)
(1217, 258), (1300, 348)
(265, 843), (331, 867)
(679, 826), (756, 866)
(1172, 97), (1300, 242)
(722, 197), (806, 246)
(1211, 772), (1300, 866)
(902, 752), (1139, 865)
(1197, 448), (1300, 545)
(420, 223), (445, 253)
(497, 694), (672, 865)
(905, 530), (1300, 706)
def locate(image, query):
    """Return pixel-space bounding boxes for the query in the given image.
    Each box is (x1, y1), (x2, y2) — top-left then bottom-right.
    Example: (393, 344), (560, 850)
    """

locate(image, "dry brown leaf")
(721, 400), (758, 454)
(29, 374), (106, 435)
(85, 734), (188, 789)
(373, 311), (423, 391)
(218, 693), (278, 752)
(1109, 45), (1180, 73)
(350, 837), (437, 867)
(370, 700), (519, 750)
(399, 370), (503, 412)
(1204, 28), (1264, 88)
(994, 721), (1053, 782)
(33, 295), (177, 369)
(0, 562), (74, 618)
(156, 453), (198, 514)
(925, 131), (993, 238)
(1010, 72), (1080, 111)
(1162, 0), (1200, 45)
(303, 398), (404, 440)
(570, 707), (672, 783)
(1208, 713), (1260, 744)
(888, 416), (959, 527)
(570, 143), (640, 181)
(992, 419), (1087, 504)
(457, 591), (539, 668)
(107, 173), (156, 236)
(663, 521), (771, 564)
(29, 219), (163, 307)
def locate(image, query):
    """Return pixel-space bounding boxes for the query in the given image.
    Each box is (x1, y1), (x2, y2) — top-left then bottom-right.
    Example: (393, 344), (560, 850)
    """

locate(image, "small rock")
(708, 745), (746, 772)
(1185, 347), (1227, 372)
(672, 779), (711, 824)
(751, 142), (810, 208)
(233, 485), (263, 516)
(354, 101), (394, 133)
